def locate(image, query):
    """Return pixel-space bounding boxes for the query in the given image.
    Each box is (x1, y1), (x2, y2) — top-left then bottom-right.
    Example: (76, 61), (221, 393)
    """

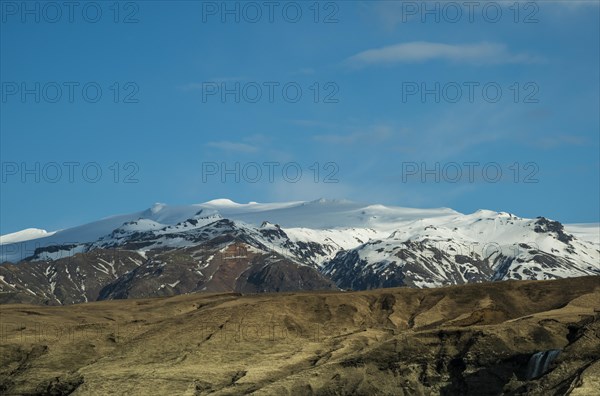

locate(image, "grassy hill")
(1, 276), (599, 395)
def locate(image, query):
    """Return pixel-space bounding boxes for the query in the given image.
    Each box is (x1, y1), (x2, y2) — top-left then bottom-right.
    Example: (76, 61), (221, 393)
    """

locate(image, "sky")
(0, 0), (599, 234)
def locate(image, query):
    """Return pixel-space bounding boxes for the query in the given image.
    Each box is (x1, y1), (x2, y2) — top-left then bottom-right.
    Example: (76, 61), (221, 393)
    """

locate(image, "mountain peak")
(306, 198), (353, 205)
(150, 203), (167, 214)
(203, 198), (241, 206)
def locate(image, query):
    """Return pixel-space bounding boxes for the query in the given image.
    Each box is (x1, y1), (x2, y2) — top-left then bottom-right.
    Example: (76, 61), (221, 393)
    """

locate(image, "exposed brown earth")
(1, 276), (599, 395)
(0, 243), (337, 306)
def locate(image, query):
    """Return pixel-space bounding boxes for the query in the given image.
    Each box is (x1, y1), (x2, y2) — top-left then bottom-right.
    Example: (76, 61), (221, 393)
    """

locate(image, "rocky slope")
(0, 250), (143, 305)
(0, 240), (336, 305)
(1, 276), (599, 395)
(323, 215), (599, 289)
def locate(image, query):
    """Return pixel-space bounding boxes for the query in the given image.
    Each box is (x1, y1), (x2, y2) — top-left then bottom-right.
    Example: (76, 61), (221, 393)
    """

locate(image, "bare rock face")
(1, 226), (338, 305)
(0, 250), (143, 305)
(98, 242), (336, 301)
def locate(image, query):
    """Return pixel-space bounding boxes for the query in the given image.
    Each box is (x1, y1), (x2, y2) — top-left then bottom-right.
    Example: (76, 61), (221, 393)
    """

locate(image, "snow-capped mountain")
(0, 199), (598, 304)
(322, 212), (599, 289)
(0, 199), (457, 262)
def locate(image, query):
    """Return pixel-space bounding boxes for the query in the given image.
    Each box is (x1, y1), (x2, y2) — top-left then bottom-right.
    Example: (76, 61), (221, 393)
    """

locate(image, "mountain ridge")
(1, 199), (598, 305)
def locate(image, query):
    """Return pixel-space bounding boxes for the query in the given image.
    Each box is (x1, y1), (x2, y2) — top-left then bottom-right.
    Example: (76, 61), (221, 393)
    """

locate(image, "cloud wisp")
(313, 125), (396, 145)
(345, 42), (541, 68)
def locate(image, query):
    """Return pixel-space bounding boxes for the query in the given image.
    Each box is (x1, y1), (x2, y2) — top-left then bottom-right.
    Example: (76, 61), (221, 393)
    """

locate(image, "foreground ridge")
(1, 277), (599, 395)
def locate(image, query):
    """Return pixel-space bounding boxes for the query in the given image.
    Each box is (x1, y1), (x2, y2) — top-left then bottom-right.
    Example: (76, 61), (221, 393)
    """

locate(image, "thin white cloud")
(531, 134), (586, 149)
(313, 125), (396, 145)
(206, 141), (258, 153)
(346, 42), (541, 67)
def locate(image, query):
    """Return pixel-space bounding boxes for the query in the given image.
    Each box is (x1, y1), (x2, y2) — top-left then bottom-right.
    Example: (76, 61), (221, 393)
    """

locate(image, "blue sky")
(1, 0), (599, 234)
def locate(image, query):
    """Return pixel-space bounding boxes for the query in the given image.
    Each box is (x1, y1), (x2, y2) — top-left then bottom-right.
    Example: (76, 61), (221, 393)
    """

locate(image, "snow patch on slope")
(0, 228), (56, 244)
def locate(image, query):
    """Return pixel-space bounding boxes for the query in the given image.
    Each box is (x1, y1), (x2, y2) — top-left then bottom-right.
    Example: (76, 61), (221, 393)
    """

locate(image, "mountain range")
(1, 199), (598, 305)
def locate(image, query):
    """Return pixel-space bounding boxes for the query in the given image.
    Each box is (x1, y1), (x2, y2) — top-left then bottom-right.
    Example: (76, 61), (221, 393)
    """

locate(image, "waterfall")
(526, 349), (561, 379)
